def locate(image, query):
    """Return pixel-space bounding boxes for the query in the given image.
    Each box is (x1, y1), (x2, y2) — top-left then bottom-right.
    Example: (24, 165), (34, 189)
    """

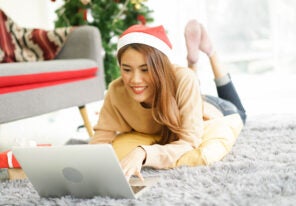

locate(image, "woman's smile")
(131, 85), (147, 94)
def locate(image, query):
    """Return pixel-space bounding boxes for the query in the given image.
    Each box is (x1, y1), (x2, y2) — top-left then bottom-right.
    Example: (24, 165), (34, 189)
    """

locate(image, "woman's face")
(120, 48), (154, 107)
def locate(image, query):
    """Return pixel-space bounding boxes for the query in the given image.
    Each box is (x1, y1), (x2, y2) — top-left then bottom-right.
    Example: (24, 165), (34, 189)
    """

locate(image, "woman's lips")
(131, 86), (146, 94)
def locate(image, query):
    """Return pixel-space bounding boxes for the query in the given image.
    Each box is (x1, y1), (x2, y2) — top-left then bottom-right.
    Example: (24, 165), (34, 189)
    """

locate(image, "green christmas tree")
(54, 0), (154, 87)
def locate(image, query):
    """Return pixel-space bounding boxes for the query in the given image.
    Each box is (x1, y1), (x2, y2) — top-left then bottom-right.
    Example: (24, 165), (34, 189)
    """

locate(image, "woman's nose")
(131, 71), (142, 83)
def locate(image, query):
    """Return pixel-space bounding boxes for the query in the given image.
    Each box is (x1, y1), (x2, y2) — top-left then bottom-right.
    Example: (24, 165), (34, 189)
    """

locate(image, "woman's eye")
(141, 68), (148, 72)
(122, 68), (130, 72)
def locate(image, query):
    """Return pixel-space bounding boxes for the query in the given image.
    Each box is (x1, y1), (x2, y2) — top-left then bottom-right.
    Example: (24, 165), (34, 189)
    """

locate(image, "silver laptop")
(12, 144), (159, 199)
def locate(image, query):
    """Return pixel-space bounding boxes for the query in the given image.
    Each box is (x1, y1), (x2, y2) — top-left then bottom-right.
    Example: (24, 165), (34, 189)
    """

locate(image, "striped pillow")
(0, 9), (73, 63)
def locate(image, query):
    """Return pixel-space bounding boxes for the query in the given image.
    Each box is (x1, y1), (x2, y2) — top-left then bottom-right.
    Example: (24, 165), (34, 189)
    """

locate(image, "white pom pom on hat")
(117, 24), (173, 59)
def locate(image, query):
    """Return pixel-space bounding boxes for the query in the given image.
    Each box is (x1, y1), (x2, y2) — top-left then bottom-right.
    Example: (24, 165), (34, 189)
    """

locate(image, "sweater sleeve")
(141, 67), (204, 169)
(90, 84), (132, 144)
(90, 129), (116, 144)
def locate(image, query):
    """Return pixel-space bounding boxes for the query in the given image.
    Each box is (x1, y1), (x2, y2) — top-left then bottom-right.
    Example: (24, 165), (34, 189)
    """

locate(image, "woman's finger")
(125, 168), (135, 182)
(135, 170), (145, 182)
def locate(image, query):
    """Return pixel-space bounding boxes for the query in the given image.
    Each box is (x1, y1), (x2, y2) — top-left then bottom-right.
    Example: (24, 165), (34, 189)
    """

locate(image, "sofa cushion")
(0, 59), (98, 94)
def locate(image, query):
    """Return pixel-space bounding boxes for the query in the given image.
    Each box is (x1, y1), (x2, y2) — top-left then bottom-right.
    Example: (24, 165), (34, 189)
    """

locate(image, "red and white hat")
(117, 24), (173, 58)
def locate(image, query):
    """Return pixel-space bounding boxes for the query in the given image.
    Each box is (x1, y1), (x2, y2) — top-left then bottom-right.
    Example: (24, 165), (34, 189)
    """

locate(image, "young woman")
(90, 20), (246, 181)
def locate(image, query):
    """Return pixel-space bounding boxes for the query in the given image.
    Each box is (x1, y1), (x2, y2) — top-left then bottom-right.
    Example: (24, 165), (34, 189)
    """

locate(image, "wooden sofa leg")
(78, 106), (94, 137)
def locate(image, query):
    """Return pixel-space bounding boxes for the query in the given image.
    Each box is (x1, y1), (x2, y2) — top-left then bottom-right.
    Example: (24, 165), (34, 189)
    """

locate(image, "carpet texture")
(1, 113), (296, 206)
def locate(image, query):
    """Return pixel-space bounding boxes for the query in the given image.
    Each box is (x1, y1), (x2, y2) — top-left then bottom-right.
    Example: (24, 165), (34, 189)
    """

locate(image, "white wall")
(146, 0), (208, 66)
(0, 0), (59, 29)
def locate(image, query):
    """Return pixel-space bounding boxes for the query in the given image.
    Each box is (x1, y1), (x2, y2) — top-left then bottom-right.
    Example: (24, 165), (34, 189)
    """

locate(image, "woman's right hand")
(120, 146), (146, 182)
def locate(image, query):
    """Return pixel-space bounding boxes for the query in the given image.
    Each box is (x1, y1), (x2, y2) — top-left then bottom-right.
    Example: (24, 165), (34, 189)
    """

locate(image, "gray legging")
(203, 75), (247, 124)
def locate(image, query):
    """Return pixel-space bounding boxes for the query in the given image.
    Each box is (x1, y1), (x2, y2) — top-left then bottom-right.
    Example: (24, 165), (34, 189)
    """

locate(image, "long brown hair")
(117, 44), (183, 144)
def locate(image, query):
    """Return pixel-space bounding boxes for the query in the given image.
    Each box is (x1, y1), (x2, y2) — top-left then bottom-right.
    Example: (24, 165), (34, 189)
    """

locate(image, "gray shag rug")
(1, 113), (296, 206)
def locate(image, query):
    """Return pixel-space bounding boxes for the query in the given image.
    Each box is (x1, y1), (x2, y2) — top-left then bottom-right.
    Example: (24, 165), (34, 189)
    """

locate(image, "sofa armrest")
(56, 25), (103, 64)
(56, 25), (106, 90)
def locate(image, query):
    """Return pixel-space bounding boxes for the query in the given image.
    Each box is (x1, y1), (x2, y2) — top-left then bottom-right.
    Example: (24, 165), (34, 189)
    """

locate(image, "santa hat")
(117, 24), (172, 58)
